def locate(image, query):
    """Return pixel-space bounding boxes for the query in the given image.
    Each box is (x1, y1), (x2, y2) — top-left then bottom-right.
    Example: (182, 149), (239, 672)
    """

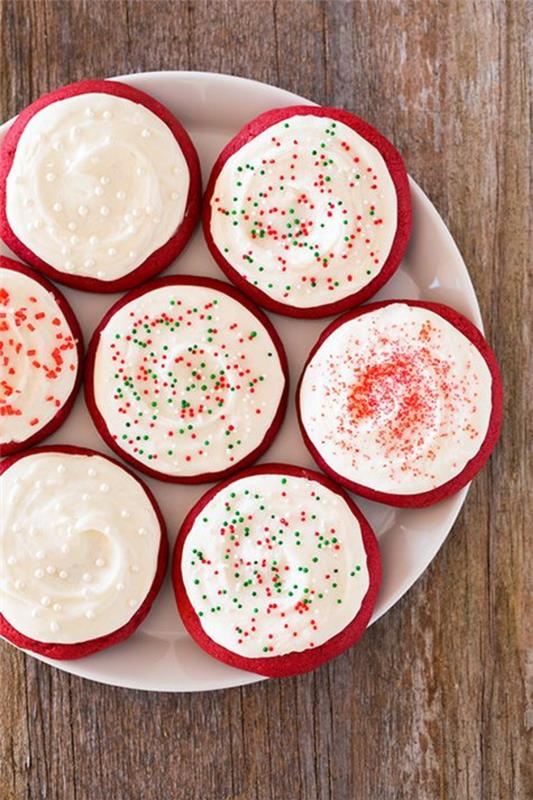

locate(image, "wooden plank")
(0, 1), (531, 798)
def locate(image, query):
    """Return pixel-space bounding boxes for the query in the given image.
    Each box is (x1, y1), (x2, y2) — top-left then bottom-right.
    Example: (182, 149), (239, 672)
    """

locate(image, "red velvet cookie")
(85, 275), (288, 483)
(203, 105), (411, 317)
(0, 80), (201, 292)
(0, 256), (83, 455)
(173, 463), (381, 678)
(297, 300), (503, 508)
(0, 445), (168, 660)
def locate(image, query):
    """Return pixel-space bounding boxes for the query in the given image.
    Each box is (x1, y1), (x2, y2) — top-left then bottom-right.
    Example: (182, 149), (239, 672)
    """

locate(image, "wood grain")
(1, 1), (531, 798)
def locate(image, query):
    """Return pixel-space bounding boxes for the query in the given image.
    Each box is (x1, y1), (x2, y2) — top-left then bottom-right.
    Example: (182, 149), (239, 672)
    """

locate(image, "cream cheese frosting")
(6, 93), (190, 281)
(210, 113), (398, 308)
(299, 303), (493, 494)
(0, 267), (78, 445)
(0, 452), (161, 643)
(92, 283), (286, 477)
(182, 472), (370, 657)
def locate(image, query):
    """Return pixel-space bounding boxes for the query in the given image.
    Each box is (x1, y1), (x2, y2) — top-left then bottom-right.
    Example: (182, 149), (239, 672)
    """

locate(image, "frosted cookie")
(0, 446), (167, 659)
(86, 276), (288, 482)
(298, 300), (503, 507)
(0, 256), (82, 455)
(203, 106), (411, 317)
(0, 80), (201, 292)
(173, 464), (380, 677)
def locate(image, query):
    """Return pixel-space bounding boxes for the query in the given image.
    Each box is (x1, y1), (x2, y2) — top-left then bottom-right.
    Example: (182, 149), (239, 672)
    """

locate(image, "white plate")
(0, 71), (482, 692)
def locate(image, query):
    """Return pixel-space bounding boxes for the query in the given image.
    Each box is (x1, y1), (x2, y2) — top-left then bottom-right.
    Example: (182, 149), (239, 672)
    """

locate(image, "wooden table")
(1, 2), (530, 798)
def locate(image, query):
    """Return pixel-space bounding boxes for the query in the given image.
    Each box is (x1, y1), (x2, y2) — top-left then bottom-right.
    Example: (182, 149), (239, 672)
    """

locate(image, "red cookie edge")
(84, 274), (289, 483)
(0, 256), (84, 456)
(172, 462), (381, 678)
(0, 79), (202, 293)
(296, 299), (503, 508)
(202, 105), (412, 318)
(0, 444), (168, 659)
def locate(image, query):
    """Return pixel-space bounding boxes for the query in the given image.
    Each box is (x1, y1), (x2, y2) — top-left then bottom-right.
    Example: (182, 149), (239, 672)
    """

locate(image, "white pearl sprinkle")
(46, 566), (56, 575)
(81, 492), (89, 501)
(107, 247), (117, 256)
(100, 206), (110, 216)
(69, 235), (79, 245)
(64, 261), (74, 272)
(100, 175), (110, 185)
(82, 587), (91, 598)
(89, 235), (98, 245)
(85, 107), (95, 118)
(124, 214), (133, 224)
(85, 610), (95, 620)
(88, 467), (97, 477)
(53, 603), (62, 612)
(141, 128), (151, 138)
(99, 482), (110, 493)
(35, 550), (45, 560)
(61, 544), (70, 554)
(57, 463), (66, 474)
(90, 156), (100, 165)
(138, 527), (146, 536)
(128, 598), (137, 608)
(120, 509), (130, 519)
(31, 608), (40, 618)
(97, 270), (106, 279)
(24, 198), (34, 208)
(46, 172), (56, 182)
(67, 221), (77, 231)
(136, 167), (143, 176)
(7, 555), (17, 566)
(52, 141), (63, 151)
(95, 558), (105, 568)
(94, 185), (104, 197)
(54, 501), (62, 512)
(71, 125), (80, 137)
(128, 250), (136, 259)
(132, 208), (140, 217)
(40, 596), (51, 607)
(59, 570), (68, 579)
(78, 205), (88, 217)
(102, 110), (112, 120)
(130, 564), (140, 573)
(171, 192), (179, 200)
(84, 258), (95, 269)
(153, 217), (161, 225)
(82, 572), (92, 583)
(14, 579), (25, 590)
(116, 582), (125, 591)
(50, 621), (60, 633)
(35, 568), (44, 579)
(145, 205), (153, 215)
(116, 190), (126, 200)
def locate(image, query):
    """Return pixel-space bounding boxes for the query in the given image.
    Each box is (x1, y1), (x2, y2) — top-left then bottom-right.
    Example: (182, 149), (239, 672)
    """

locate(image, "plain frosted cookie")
(0, 80), (201, 292)
(0, 446), (168, 659)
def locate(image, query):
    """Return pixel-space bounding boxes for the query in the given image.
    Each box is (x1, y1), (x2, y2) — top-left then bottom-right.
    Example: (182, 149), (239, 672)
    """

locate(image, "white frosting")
(6, 93), (190, 281)
(92, 283), (285, 477)
(0, 452), (161, 643)
(182, 472), (370, 657)
(300, 303), (493, 494)
(0, 268), (78, 445)
(210, 114), (398, 308)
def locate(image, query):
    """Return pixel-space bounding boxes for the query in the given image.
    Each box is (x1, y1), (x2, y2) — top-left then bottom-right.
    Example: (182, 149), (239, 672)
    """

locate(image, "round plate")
(0, 71), (482, 692)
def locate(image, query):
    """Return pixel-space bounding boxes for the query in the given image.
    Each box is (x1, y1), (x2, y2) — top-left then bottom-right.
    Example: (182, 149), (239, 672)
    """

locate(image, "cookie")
(173, 464), (380, 677)
(204, 106), (411, 317)
(85, 276), (288, 482)
(298, 300), (503, 507)
(0, 446), (168, 659)
(0, 256), (83, 455)
(0, 80), (201, 292)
